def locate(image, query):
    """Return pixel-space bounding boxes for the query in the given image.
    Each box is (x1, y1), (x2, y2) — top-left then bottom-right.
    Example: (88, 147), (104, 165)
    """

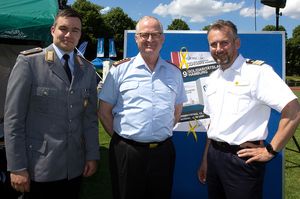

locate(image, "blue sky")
(68, 0), (300, 38)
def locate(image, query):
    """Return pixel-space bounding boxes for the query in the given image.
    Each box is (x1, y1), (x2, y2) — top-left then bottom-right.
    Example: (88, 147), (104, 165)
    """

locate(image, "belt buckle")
(149, 143), (158, 149)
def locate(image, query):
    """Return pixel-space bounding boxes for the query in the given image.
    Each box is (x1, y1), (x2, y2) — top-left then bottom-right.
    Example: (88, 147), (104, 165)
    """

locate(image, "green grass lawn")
(80, 91), (300, 199)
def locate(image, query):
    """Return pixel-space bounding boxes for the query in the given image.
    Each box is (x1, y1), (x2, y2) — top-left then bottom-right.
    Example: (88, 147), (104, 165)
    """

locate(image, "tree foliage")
(287, 25), (300, 75)
(202, 25), (211, 31)
(167, 19), (190, 30)
(72, 0), (106, 60)
(261, 24), (299, 75)
(71, 0), (135, 60)
(102, 7), (136, 58)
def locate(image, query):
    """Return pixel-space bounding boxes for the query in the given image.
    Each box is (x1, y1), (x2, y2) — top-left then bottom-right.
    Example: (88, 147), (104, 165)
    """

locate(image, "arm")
(4, 55), (32, 192)
(174, 104), (183, 126)
(197, 137), (211, 184)
(83, 160), (98, 177)
(10, 170), (30, 192)
(98, 100), (114, 136)
(238, 99), (300, 163)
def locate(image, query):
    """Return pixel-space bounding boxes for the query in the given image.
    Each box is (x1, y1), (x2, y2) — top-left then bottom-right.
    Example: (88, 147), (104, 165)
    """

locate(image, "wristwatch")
(266, 143), (278, 156)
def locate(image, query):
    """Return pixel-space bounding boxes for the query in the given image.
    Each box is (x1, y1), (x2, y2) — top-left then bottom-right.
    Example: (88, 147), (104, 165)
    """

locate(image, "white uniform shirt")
(203, 54), (297, 145)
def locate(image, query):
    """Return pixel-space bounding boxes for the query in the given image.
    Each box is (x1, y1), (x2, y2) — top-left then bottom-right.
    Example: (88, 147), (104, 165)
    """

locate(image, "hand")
(83, 160), (98, 177)
(237, 142), (274, 164)
(197, 159), (207, 184)
(10, 170), (30, 192)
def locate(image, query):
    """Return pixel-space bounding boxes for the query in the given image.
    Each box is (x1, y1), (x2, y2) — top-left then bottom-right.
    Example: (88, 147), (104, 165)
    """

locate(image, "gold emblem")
(187, 119), (199, 142)
(83, 99), (88, 108)
(179, 47), (189, 69)
(45, 51), (54, 62)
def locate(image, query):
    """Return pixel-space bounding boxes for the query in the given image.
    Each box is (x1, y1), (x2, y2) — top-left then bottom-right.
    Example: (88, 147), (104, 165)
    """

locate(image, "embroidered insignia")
(45, 50), (54, 62)
(83, 99), (88, 108)
(112, 58), (131, 67)
(246, 59), (265, 65)
(20, 47), (43, 56)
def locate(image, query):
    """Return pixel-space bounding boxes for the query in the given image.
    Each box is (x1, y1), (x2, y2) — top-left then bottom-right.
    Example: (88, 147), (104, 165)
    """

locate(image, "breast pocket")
(227, 86), (251, 114)
(166, 84), (177, 104)
(204, 85), (217, 114)
(32, 87), (60, 114)
(119, 81), (139, 102)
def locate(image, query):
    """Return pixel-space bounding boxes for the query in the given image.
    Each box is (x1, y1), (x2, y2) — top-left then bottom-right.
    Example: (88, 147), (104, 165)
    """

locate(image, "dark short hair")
(208, 20), (238, 39)
(53, 8), (82, 27)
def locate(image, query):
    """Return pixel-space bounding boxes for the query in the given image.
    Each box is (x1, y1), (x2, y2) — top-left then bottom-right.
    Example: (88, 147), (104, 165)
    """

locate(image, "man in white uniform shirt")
(197, 20), (300, 199)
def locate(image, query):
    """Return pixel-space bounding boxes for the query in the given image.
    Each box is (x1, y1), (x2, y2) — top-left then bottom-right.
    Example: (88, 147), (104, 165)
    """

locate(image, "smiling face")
(135, 17), (165, 59)
(208, 26), (240, 70)
(51, 16), (82, 53)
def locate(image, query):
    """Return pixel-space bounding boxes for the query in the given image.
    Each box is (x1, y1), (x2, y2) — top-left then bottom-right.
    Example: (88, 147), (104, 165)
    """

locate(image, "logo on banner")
(109, 38), (117, 57)
(97, 38), (104, 57)
(179, 47), (189, 69)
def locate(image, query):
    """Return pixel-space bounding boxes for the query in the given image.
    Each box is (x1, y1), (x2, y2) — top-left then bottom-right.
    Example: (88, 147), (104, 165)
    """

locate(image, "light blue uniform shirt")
(53, 44), (75, 75)
(99, 53), (187, 142)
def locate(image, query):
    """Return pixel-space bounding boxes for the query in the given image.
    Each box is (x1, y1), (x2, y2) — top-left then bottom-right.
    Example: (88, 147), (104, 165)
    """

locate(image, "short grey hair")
(135, 16), (164, 33)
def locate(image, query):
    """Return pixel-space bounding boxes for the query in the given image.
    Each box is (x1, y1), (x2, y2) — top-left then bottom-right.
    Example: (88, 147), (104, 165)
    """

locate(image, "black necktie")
(63, 54), (72, 82)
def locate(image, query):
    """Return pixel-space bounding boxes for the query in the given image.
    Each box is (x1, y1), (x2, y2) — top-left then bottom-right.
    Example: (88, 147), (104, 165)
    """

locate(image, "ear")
(50, 26), (55, 36)
(161, 33), (165, 44)
(235, 38), (241, 49)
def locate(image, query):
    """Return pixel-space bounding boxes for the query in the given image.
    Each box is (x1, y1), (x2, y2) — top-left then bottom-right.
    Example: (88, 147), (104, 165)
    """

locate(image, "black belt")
(0, 117), (3, 124)
(211, 139), (261, 154)
(113, 133), (170, 149)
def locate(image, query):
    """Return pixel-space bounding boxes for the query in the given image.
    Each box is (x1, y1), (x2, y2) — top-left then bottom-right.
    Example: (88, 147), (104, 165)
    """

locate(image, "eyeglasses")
(137, 32), (162, 40)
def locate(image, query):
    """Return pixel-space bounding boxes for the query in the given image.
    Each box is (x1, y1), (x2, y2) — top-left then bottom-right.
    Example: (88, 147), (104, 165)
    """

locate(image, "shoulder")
(112, 58), (131, 67)
(244, 58), (273, 72)
(76, 55), (93, 66)
(165, 60), (180, 70)
(20, 47), (43, 56)
(245, 59), (265, 66)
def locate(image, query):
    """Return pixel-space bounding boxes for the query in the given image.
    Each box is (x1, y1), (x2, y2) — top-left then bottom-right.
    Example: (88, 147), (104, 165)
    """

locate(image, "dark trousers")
(207, 142), (265, 199)
(23, 176), (82, 199)
(109, 133), (175, 199)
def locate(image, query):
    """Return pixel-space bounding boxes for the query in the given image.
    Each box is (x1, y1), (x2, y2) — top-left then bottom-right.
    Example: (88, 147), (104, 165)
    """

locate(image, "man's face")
(208, 27), (240, 70)
(51, 16), (81, 52)
(135, 18), (165, 57)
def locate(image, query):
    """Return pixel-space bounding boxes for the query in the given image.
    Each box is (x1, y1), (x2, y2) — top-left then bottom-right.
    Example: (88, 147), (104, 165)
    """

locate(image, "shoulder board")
(246, 59), (265, 66)
(20, 47), (43, 56)
(76, 54), (93, 65)
(166, 60), (180, 69)
(112, 58), (131, 67)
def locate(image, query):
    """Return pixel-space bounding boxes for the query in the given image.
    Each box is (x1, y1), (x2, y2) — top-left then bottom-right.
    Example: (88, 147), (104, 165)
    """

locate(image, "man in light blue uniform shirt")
(98, 16), (187, 199)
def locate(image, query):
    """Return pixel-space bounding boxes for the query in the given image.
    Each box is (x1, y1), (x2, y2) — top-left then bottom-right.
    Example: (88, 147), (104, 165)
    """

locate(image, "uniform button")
(70, 90), (74, 94)
(29, 145), (32, 149)
(69, 119), (72, 123)
(70, 105), (73, 108)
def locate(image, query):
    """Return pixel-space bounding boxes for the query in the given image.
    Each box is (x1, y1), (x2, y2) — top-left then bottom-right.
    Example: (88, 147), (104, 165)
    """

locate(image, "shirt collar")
(134, 53), (164, 71)
(218, 54), (244, 75)
(52, 44), (74, 61)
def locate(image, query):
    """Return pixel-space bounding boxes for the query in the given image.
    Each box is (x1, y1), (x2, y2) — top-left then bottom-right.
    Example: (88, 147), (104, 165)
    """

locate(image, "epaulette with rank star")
(112, 58), (131, 67)
(166, 60), (180, 70)
(246, 59), (265, 66)
(20, 47), (43, 56)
